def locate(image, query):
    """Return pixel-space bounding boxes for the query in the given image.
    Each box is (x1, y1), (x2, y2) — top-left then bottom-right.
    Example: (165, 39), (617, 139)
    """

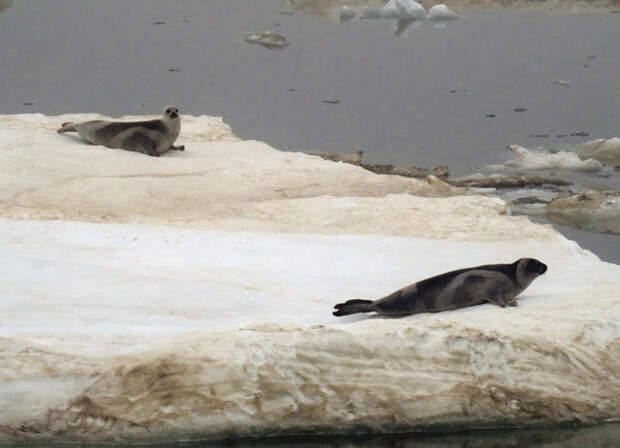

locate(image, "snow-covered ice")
(1, 113), (619, 443)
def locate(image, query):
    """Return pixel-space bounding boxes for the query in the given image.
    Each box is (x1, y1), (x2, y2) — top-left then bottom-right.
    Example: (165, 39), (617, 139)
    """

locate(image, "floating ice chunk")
(387, 0), (427, 20)
(552, 79), (571, 86)
(487, 145), (603, 172)
(577, 137), (620, 167)
(428, 4), (458, 20)
(546, 190), (620, 234)
(339, 5), (356, 22)
(428, 4), (458, 27)
(364, 0), (425, 20)
(244, 31), (289, 49)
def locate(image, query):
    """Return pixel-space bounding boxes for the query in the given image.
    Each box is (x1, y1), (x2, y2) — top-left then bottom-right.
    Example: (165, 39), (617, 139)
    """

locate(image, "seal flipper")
(333, 299), (374, 316)
(57, 122), (77, 133)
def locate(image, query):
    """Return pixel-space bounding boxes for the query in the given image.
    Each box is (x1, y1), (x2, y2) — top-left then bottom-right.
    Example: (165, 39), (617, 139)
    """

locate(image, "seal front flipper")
(170, 144), (185, 151)
(333, 299), (374, 316)
(481, 288), (511, 308)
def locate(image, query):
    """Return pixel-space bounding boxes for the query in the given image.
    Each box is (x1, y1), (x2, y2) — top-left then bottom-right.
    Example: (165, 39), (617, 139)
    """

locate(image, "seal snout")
(538, 263), (548, 275)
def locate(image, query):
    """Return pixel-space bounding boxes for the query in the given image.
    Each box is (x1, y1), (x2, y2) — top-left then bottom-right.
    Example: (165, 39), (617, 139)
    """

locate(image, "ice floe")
(486, 145), (603, 172)
(1, 113), (619, 443)
(577, 137), (620, 167)
(546, 190), (620, 234)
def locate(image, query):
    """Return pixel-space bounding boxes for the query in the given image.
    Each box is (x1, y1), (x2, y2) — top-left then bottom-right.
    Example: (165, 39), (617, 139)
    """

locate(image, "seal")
(57, 106), (183, 157)
(333, 258), (547, 317)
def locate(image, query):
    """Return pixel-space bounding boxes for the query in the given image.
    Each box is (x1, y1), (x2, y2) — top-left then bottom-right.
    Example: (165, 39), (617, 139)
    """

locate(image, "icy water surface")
(1, 1), (619, 170)
(8, 423), (620, 447)
(0, 0), (618, 262)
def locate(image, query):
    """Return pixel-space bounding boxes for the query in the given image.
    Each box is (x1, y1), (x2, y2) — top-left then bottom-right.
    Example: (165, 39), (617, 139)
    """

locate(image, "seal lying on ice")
(57, 106), (183, 157)
(333, 258), (547, 317)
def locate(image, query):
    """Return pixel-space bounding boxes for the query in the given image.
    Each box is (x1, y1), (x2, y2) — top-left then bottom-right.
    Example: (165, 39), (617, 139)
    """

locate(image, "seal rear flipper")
(57, 122), (77, 133)
(333, 299), (374, 317)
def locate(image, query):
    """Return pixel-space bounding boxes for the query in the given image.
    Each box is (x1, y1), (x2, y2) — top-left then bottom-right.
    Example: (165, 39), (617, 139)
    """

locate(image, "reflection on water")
(12, 424), (619, 447)
(36, 424), (614, 448)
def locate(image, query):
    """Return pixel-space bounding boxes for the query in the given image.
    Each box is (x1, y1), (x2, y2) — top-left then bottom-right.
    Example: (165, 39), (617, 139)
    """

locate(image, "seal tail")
(333, 299), (375, 317)
(57, 122), (77, 133)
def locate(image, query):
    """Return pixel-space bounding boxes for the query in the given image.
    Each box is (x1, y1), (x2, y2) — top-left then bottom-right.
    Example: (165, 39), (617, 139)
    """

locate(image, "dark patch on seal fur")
(94, 120), (167, 142)
(415, 262), (517, 294)
(121, 132), (157, 154)
(333, 259), (547, 317)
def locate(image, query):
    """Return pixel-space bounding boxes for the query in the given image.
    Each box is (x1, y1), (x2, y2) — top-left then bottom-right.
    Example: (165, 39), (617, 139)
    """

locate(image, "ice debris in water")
(339, 5), (356, 22)
(577, 137), (620, 167)
(244, 31), (289, 49)
(546, 190), (620, 234)
(363, 0), (425, 20)
(386, 0), (427, 20)
(486, 145), (603, 172)
(428, 4), (458, 20)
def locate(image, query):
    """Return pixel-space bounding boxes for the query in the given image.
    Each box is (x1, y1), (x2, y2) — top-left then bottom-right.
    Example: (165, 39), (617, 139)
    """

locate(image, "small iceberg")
(428, 4), (458, 20)
(361, 0), (427, 37)
(244, 31), (289, 49)
(577, 137), (620, 167)
(486, 145), (603, 172)
(546, 190), (620, 234)
(388, 0), (427, 20)
(363, 0), (426, 20)
(428, 4), (458, 27)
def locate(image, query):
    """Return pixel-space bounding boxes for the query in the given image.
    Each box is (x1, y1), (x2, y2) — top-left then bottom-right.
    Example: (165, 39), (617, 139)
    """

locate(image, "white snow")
(1, 113), (619, 443)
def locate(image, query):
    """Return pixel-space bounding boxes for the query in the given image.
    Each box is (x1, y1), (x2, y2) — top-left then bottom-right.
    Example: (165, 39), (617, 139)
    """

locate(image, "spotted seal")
(333, 258), (547, 317)
(57, 106), (183, 156)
